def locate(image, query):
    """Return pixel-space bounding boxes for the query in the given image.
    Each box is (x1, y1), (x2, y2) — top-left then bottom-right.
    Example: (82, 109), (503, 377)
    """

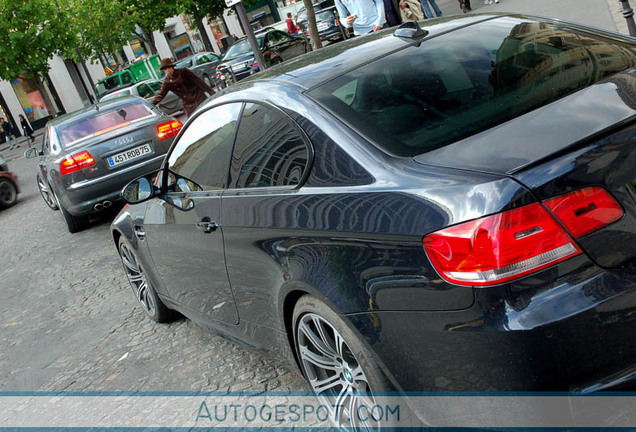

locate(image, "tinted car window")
(147, 81), (161, 93)
(57, 101), (155, 147)
(309, 18), (636, 157)
(230, 103), (309, 189)
(223, 36), (266, 60)
(168, 103), (242, 190)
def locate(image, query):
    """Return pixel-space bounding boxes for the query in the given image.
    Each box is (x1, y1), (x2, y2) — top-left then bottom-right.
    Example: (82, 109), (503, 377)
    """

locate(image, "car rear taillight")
(60, 151), (95, 175)
(157, 120), (182, 140)
(543, 186), (623, 238)
(335, 18), (340, 26)
(424, 187), (624, 286)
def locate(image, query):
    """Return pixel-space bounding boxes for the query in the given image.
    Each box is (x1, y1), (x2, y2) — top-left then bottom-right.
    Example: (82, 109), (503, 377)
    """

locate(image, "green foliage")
(0, 0), (76, 81)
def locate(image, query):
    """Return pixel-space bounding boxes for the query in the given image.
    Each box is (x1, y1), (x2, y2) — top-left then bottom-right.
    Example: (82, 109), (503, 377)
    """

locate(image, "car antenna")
(393, 21), (428, 39)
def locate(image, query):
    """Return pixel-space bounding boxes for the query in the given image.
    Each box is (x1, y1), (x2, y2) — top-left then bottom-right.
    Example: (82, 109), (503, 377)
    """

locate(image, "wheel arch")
(280, 285), (400, 390)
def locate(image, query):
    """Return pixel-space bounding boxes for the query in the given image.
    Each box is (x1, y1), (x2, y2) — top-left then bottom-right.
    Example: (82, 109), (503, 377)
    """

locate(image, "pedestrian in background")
(286, 12), (301, 34)
(419, 0), (442, 17)
(151, 58), (215, 117)
(384, 0), (402, 27)
(1, 118), (18, 150)
(19, 114), (35, 147)
(336, 0), (386, 36)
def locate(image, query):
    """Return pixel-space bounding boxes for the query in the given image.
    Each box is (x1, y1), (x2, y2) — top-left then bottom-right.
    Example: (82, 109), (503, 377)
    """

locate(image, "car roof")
(236, 13), (611, 91)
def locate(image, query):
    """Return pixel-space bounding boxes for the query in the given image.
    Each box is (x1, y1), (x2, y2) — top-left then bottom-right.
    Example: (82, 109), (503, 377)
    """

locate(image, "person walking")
(335, 0), (386, 36)
(151, 58), (215, 117)
(419, 0), (442, 17)
(19, 114), (35, 147)
(1, 118), (18, 150)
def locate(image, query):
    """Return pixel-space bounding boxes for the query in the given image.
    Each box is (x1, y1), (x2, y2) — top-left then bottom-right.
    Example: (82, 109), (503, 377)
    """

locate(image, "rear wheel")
(0, 178), (17, 209)
(59, 204), (89, 233)
(203, 74), (212, 87)
(293, 295), (392, 430)
(118, 237), (175, 323)
(37, 174), (59, 210)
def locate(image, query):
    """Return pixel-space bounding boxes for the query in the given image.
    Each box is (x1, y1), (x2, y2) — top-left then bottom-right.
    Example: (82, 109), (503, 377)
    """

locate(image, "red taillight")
(157, 120), (182, 140)
(60, 150), (95, 175)
(424, 203), (582, 286)
(543, 186), (623, 238)
(335, 18), (340, 26)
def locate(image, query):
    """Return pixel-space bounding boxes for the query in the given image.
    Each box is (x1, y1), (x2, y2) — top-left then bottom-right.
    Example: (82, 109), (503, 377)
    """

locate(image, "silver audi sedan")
(26, 96), (182, 232)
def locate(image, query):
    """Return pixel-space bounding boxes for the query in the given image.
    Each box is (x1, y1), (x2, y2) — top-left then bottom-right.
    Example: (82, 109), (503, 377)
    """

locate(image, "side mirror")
(24, 148), (41, 159)
(121, 177), (154, 204)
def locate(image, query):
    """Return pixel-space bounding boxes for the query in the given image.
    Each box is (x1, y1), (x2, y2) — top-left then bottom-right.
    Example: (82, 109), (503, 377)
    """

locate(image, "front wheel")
(293, 296), (392, 430)
(0, 178), (18, 209)
(118, 237), (175, 323)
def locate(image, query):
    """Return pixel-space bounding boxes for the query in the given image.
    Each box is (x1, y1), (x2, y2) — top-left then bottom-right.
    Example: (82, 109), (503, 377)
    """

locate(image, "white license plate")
(318, 23), (329, 31)
(107, 143), (152, 167)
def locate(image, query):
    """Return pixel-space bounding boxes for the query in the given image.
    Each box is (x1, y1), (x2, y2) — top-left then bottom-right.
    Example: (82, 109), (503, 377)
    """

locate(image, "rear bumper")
(347, 258), (636, 392)
(61, 155), (164, 216)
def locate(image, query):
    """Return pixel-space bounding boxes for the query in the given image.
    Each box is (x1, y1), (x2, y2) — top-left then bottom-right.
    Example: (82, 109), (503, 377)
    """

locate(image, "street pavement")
(0, 0), (631, 411)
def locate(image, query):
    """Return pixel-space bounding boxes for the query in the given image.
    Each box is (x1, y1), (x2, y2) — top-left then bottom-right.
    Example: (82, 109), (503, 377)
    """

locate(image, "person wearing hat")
(151, 58), (215, 117)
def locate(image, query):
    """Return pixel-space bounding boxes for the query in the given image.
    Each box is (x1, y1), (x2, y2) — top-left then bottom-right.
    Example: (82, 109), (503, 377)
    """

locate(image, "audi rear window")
(57, 102), (155, 147)
(309, 17), (636, 157)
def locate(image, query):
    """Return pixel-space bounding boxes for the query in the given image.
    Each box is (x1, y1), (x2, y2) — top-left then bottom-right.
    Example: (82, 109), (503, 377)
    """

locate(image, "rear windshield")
(57, 101), (154, 147)
(308, 17), (636, 157)
(223, 36), (265, 61)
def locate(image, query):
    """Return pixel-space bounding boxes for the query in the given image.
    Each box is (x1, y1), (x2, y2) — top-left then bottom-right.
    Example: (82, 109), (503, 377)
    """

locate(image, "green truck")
(94, 55), (162, 100)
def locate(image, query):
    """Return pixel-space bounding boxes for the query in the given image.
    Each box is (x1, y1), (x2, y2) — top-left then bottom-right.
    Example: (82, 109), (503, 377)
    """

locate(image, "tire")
(0, 178), (17, 209)
(118, 237), (175, 323)
(59, 204), (89, 233)
(203, 74), (212, 87)
(293, 295), (393, 430)
(37, 174), (59, 210)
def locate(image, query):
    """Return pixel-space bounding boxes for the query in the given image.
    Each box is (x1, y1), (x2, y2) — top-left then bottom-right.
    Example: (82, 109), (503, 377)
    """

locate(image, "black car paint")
(113, 15), (636, 392)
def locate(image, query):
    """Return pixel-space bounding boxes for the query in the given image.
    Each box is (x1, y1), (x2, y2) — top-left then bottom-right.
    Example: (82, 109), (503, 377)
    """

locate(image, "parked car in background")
(296, 5), (347, 43)
(113, 14), (636, 428)
(100, 80), (183, 115)
(175, 52), (222, 89)
(94, 56), (162, 100)
(99, 79), (183, 116)
(27, 96), (182, 233)
(0, 155), (18, 210)
(215, 28), (308, 84)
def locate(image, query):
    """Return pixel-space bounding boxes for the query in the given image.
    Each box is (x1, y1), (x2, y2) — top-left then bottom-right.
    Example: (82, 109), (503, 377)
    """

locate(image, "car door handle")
(197, 217), (218, 234)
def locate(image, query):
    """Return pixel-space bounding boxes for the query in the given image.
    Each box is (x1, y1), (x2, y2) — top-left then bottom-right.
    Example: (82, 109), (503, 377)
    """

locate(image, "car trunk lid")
(415, 73), (636, 267)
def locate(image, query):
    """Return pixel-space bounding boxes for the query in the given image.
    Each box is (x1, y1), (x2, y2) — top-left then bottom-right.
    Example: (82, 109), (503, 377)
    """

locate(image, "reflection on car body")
(114, 15), (636, 428)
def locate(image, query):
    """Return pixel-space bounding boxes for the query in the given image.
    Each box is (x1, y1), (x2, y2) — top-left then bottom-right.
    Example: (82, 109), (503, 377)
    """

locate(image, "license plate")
(318, 23), (329, 31)
(107, 143), (152, 167)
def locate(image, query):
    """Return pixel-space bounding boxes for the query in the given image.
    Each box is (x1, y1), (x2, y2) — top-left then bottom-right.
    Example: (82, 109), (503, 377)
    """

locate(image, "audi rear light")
(157, 120), (182, 141)
(423, 203), (582, 286)
(543, 186), (623, 238)
(60, 150), (95, 175)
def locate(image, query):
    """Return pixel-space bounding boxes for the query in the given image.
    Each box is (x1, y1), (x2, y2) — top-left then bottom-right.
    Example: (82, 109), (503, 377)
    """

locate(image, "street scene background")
(0, 0), (630, 396)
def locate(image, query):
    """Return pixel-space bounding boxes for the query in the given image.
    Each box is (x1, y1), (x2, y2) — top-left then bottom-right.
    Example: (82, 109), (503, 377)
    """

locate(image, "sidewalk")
(0, 128), (44, 164)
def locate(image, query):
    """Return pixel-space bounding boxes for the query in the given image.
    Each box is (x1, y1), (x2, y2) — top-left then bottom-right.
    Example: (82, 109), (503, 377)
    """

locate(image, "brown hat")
(159, 58), (176, 70)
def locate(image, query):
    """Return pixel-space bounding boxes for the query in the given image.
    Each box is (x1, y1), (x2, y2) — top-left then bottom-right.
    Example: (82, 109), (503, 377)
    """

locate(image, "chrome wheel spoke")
(313, 372), (344, 394)
(300, 319), (338, 359)
(300, 345), (340, 370)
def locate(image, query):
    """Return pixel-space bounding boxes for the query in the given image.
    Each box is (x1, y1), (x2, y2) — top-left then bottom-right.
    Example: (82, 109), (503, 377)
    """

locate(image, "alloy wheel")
(119, 241), (156, 316)
(297, 312), (378, 430)
(37, 176), (58, 210)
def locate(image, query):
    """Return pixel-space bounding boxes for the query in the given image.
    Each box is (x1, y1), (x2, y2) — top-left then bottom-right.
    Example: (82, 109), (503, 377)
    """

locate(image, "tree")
(124, 0), (187, 55)
(301, 0), (323, 51)
(0, 0), (76, 81)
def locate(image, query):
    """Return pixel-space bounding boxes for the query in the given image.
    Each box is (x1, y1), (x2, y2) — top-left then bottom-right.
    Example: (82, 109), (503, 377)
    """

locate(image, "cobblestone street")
(0, 153), (308, 394)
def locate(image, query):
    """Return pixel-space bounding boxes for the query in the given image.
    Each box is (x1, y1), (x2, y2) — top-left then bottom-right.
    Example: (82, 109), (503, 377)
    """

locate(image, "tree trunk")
(138, 27), (158, 56)
(301, 0), (323, 50)
(191, 5), (214, 52)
